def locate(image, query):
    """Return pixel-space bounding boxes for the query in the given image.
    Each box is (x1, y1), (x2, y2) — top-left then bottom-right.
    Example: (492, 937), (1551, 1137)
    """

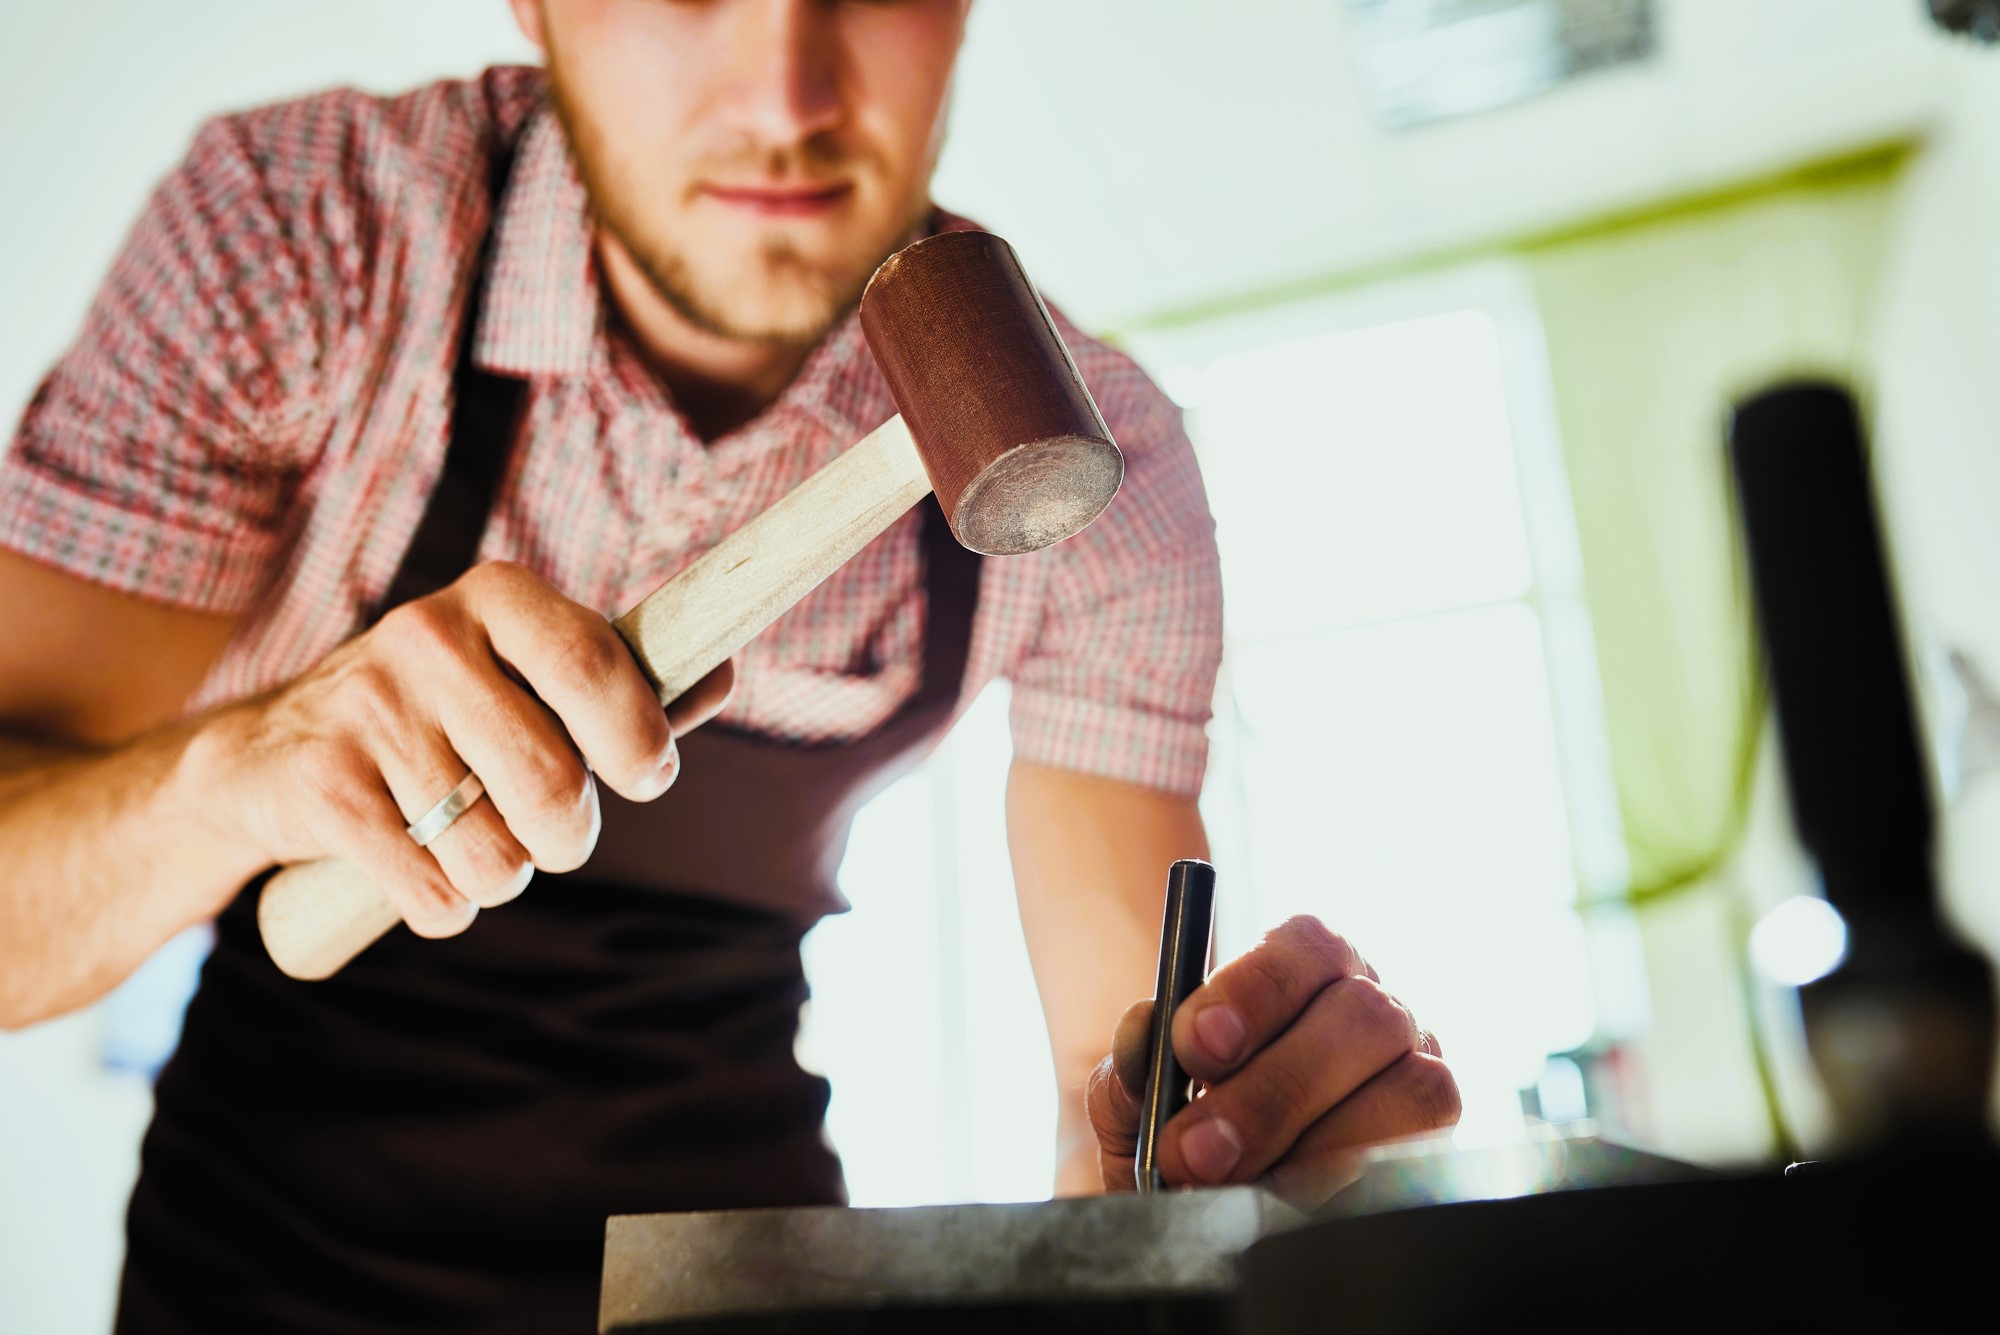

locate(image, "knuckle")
(1239, 1055), (1315, 1137)
(389, 868), (476, 938)
(546, 620), (627, 704)
(1402, 1055), (1464, 1130)
(517, 745), (593, 822)
(334, 659), (404, 733)
(297, 742), (375, 821)
(1277, 915), (1358, 975)
(1084, 1057), (1131, 1139)
(1345, 977), (1418, 1053)
(1233, 917), (1362, 1017)
(1242, 946), (1306, 1012)
(462, 559), (531, 597)
(445, 823), (532, 907)
(375, 598), (460, 663)
(519, 770), (600, 872)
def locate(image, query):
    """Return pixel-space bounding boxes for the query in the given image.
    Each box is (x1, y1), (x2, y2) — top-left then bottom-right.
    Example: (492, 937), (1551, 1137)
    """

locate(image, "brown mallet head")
(860, 231), (1125, 555)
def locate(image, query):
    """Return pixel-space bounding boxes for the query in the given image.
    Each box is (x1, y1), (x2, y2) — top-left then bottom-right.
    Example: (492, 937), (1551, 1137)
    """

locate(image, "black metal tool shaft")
(1136, 858), (1217, 1192)
(1728, 381), (1996, 1148)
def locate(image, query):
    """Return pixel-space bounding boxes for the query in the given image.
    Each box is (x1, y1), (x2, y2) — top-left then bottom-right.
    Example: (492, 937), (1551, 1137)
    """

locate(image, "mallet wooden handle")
(258, 415), (930, 981)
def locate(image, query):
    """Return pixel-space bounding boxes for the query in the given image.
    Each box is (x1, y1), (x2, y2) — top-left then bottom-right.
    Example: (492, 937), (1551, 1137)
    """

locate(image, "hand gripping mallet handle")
(257, 231), (1124, 981)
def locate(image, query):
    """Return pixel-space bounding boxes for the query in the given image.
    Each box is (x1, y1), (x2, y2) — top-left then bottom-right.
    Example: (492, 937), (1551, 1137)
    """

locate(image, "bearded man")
(0, 4), (1460, 1330)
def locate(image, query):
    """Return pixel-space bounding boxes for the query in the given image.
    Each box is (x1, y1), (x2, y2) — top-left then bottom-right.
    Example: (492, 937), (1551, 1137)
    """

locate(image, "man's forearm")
(1006, 760), (1211, 1197)
(0, 718), (266, 1028)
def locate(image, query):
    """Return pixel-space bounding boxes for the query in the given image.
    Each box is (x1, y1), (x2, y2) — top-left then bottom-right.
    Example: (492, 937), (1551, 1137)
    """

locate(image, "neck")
(596, 230), (815, 443)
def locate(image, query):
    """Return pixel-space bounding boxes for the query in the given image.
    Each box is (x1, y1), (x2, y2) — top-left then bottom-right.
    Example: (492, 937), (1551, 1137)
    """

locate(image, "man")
(0, 2), (1460, 1330)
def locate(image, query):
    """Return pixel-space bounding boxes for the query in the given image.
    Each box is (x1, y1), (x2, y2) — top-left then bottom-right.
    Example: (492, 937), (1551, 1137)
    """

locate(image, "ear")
(507, 0), (547, 53)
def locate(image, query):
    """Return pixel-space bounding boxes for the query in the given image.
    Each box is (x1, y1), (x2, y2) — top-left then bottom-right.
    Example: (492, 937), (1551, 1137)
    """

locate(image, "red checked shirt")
(0, 68), (1223, 796)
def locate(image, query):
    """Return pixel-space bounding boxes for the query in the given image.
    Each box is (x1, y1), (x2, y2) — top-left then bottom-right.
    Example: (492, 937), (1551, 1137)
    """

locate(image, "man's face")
(518, 0), (971, 347)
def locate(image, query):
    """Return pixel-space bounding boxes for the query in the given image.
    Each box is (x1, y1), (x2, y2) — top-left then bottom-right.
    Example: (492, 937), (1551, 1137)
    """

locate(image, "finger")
(366, 702), (537, 910)
(1087, 1001), (1155, 1192)
(1171, 915), (1378, 1083)
(666, 657), (736, 735)
(1084, 1054), (1139, 1191)
(1158, 975), (1418, 1186)
(1260, 1051), (1463, 1210)
(423, 801), (536, 909)
(433, 665), (602, 873)
(463, 563), (677, 803)
(298, 754), (477, 939)
(1109, 997), (1154, 1100)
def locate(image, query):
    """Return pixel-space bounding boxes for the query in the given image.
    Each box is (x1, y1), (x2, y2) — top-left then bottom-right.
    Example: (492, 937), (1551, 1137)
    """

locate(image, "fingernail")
(635, 739), (679, 800)
(1194, 1004), (1247, 1064)
(1182, 1116), (1243, 1182)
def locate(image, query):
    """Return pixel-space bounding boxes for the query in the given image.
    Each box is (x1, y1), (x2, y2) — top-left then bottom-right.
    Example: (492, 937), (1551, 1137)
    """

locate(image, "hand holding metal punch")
(1091, 864), (1459, 1208)
(1138, 858), (1217, 1191)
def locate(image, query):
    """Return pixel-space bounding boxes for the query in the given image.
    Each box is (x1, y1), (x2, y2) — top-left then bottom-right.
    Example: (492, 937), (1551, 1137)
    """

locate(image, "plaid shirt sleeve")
(0, 113), (327, 614)
(1005, 344), (1224, 798)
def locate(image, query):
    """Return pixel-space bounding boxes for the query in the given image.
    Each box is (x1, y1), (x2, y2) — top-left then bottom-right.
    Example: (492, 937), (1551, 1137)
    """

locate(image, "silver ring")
(406, 771), (485, 847)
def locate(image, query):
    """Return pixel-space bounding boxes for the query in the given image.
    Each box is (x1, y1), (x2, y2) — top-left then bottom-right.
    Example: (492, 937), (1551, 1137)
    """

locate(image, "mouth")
(697, 180), (854, 219)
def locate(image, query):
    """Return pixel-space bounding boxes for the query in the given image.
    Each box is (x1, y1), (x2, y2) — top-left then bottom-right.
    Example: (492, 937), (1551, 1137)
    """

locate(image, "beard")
(546, 70), (933, 349)
(634, 234), (858, 349)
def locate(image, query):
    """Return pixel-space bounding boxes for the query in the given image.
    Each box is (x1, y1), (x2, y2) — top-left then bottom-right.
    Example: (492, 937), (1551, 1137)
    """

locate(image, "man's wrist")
(169, 703), (279, 891)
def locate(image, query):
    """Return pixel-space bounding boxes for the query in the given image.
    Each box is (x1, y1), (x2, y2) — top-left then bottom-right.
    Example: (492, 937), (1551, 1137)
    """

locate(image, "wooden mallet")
(258, 230), (1125, 981)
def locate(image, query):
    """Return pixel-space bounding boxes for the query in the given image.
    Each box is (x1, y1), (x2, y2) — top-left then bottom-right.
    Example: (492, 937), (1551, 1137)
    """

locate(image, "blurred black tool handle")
(1728, 383), (1933, 893)
(1728, 381), (1996, 1149)
(1136, 858), (1217, 1192)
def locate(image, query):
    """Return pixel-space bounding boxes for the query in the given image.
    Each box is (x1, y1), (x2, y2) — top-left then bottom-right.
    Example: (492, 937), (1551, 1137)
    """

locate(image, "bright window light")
(1227, 608), (1594, 1138)
(1749, 895), (1849, 987)
(798, 768), (950, 1205)
(1194, 312), (1534, 641)
(803, 684), (1055, 1207)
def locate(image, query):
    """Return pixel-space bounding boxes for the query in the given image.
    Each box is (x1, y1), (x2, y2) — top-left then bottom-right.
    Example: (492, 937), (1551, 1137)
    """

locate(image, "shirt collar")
(473, 101), (601, 378)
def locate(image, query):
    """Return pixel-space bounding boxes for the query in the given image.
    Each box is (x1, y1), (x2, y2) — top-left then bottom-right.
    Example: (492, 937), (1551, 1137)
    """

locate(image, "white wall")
(936, 0), (1954, 330)
(2, 0), (1967, 424)
(0, 3), (539, 433)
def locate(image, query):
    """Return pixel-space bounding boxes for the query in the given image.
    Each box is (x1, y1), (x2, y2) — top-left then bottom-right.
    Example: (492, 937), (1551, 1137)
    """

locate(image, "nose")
(727, 0), (846, 153)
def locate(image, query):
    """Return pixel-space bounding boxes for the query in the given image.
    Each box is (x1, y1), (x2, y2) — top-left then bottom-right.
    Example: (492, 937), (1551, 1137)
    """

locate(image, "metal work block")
(600, 1187), (1303, 1333)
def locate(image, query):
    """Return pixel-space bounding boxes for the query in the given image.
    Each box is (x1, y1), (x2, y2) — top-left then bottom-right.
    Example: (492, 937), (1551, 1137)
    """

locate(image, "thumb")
(1085, 999), (1156, 1191)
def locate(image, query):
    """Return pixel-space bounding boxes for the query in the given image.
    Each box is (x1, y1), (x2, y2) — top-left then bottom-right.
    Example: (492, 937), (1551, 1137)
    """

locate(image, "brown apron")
(114, 137), (979, 1335)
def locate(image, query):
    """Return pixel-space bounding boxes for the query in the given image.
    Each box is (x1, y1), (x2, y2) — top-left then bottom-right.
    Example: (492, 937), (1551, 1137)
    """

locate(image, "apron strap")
(374, 137), (528, 618)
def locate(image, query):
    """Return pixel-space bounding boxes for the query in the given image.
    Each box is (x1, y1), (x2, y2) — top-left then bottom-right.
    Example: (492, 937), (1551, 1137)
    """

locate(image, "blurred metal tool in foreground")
(1931, 0), (2000, 45)
(1728, 381), (1998, 1152)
